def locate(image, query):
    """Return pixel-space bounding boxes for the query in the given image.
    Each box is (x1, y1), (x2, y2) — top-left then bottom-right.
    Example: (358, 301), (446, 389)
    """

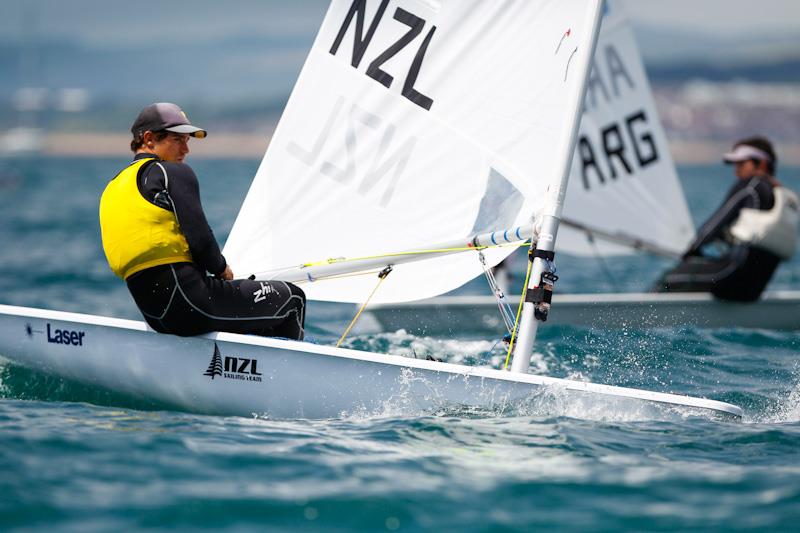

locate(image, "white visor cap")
(723, 144), (772, 164)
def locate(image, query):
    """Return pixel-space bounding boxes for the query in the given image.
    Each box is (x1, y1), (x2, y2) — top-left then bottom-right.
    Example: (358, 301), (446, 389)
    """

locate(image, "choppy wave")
(2, 397), (799, 531)
(2, 159), (800, 530)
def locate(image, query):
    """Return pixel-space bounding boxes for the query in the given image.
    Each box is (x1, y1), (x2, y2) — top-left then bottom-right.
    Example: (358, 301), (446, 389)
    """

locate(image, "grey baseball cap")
(131, 102), (207, 138)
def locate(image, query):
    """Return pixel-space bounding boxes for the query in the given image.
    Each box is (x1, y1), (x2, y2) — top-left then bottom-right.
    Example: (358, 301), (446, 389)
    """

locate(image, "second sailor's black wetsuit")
(124, 154), (306, 339)
(654, 176), (781, 301)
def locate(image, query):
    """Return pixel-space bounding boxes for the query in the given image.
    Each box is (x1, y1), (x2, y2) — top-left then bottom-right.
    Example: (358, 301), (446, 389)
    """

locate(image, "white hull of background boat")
(0, 304), (741, 420)
(365, 291), (800, 334)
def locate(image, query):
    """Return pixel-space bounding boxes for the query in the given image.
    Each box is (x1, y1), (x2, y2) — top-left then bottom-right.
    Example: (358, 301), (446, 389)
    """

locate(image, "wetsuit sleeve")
(163, 163), (228, 276)
(684, 180), (762, 257)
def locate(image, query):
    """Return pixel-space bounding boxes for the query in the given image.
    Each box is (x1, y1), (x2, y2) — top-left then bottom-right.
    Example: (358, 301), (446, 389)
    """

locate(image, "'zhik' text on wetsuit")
(654, 176), (781, 302)
(100, 153), (306, 338)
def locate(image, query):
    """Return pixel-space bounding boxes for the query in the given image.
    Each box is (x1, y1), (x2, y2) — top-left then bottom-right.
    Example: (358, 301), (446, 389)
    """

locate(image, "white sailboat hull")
(366, 291), (800, 334)
(0, 304), (741, 420)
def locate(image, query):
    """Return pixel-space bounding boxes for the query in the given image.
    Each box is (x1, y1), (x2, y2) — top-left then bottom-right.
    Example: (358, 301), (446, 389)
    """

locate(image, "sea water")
(0, 157), (799, 531)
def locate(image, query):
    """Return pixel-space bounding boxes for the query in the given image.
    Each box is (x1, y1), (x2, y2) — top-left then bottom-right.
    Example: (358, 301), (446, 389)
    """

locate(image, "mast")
(510, 0), (606, 374)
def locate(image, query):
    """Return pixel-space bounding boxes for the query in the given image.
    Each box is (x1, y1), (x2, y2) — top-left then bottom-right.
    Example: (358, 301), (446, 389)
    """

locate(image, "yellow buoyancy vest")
(99, 158), (192, 279)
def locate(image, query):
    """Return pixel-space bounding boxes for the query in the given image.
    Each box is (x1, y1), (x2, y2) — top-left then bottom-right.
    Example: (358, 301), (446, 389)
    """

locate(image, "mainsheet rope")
(277, 241), (531, 349)
(336, 266), (394, 348)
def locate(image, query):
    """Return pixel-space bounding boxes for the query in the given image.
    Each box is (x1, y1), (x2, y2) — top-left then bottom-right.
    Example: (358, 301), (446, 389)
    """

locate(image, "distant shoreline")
(22, 132), (800, 166)
(40, 132), (274, 160)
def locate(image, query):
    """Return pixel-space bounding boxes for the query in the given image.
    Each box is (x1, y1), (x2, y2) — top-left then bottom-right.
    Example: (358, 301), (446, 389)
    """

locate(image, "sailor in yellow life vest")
(654, 136), (799, 301)
(99, 102), (306, 339)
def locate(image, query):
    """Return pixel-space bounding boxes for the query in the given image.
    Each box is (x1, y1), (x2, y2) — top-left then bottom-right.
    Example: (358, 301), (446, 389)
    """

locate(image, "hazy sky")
(2, 0), (799, 44)
(621, 0), (800, 36)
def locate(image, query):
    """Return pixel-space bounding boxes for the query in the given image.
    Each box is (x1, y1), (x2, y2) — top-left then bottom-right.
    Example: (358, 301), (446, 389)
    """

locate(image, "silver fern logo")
(204, 343), (223, 379)
(203, 343), (263, 383)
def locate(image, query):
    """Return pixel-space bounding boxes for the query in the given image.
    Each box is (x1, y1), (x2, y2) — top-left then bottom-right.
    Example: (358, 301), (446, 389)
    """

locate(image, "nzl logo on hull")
(204, 343), (263, 383)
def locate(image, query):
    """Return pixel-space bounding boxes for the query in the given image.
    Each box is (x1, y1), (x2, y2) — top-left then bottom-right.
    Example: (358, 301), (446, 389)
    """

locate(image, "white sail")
(225, 0), (603, 303)
(559, 1), (695, 256)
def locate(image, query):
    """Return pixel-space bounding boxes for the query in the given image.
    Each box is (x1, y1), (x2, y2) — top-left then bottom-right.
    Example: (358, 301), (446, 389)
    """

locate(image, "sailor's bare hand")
(221, 265), (234, 280)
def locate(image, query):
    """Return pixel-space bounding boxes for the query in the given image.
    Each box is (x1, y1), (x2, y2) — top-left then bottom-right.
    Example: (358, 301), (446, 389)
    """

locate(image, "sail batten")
(224, 0), (605, 303)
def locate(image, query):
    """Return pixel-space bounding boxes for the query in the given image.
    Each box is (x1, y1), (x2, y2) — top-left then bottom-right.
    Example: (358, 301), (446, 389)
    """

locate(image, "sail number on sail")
(329, 0), (435, 110)
(576, 42), (660, 190)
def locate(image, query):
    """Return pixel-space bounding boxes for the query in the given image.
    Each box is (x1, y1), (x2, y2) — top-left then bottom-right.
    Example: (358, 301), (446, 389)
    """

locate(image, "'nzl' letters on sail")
(329, 0), (436, 110)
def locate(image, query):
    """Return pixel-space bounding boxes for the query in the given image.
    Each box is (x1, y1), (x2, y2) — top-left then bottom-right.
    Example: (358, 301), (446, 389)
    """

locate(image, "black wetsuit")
(654, 176), (781, 302)
(124, 154), (306, 339)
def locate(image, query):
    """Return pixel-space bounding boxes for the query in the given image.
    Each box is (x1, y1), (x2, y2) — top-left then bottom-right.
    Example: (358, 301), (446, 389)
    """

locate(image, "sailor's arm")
(164, 163), (229, 277)
(684, 182), (759, 256)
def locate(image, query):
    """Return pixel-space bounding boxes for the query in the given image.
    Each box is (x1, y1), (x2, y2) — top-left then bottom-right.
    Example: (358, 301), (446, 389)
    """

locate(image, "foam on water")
(754, 366), (800, 424)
